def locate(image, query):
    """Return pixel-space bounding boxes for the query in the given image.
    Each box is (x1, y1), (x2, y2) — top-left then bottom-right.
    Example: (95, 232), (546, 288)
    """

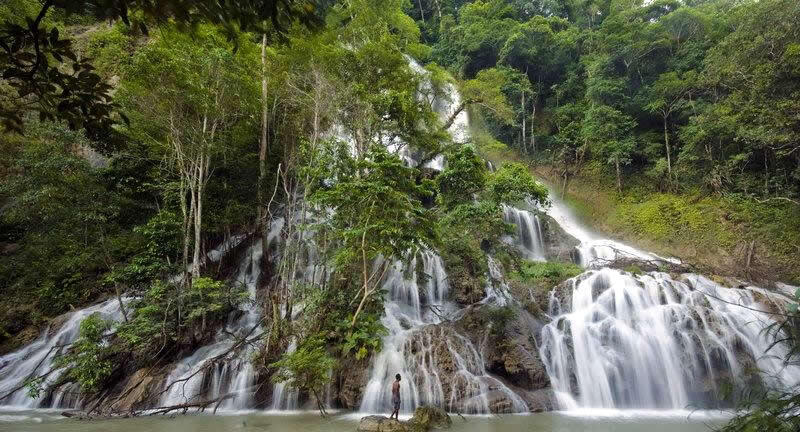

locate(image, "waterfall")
(0, 298), (126, 408)
(359, 251), (450, 414)
(539, 268), (800, 410)
(159, 237), (265, 408)
(502, 205), (546, 261)
(159, 217), (288, 410)
(359, 251), (526, 414)
(270, 339), (300, 410)
(541, 194), (673, 267)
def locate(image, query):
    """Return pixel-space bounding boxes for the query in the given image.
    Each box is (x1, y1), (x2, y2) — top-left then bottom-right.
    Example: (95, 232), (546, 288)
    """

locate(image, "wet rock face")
(535, 212), (580, 262)
(337, 357), (371, 409)
(455, 305), (550, 392)
(545, 272), (595, 315)
(100, 366), (170, 414)
(391, 303), (553, 413)
(444, 264), (485, 305)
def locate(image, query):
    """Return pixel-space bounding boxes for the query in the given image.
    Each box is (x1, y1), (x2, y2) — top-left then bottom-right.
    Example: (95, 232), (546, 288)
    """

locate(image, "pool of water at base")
(0, 409), (730, 432)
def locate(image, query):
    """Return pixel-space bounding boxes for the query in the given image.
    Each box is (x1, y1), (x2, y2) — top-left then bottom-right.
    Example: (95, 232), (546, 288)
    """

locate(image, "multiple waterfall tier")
(1, 56), (799, 416)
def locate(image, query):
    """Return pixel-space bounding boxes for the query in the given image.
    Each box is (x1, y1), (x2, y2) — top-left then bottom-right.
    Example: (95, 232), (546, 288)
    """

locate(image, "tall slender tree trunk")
(615, 157), (622, 193)
(663, 116), (672, 178)
(417, 0), (425, 23)
(521, 91), (526, 154)
(258, 34), (270, 256)
(531, 104), (536, 154)
(192, 153), (204, 280)
(764, 150), (770, 196)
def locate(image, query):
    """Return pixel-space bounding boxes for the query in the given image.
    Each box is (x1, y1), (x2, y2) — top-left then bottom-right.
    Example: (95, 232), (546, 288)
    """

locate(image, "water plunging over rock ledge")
(1, 53), (799, 420)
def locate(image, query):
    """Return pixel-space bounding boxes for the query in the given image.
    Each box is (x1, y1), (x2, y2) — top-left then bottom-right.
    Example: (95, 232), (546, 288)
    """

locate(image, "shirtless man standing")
(390, 374), (401, 420)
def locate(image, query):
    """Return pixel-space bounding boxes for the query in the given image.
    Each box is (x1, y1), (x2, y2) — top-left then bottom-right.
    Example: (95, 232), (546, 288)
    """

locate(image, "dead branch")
(755, 196), (800, 206)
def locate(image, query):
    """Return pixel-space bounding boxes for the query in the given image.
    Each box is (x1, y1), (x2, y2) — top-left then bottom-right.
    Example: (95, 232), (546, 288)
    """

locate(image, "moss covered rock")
(408, 405), (452, 430)
(358, 416), (409, 432)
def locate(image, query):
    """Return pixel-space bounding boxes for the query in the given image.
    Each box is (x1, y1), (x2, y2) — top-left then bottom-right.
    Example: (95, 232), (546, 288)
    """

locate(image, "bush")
(55, 313), (113, 392)
(511, 261), (583, 299)
(270, 335), (337, 414)
(482, 306), (517, 336)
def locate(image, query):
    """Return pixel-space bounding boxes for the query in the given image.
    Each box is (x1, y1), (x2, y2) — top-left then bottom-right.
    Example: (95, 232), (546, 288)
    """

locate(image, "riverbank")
(478, 141), (800, 286)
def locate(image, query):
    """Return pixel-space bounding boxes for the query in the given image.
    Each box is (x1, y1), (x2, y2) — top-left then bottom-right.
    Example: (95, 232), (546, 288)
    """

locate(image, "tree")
(437, 145), (487, 207)
(118, 26), (258, 322)
(448, 68), (515, 129)
(270, 336), (336, 416)
(583, 105), (636, 192)
(0, 0), (322, 133)
(644, 70), (694, 179)
(308, 145), (436, 328)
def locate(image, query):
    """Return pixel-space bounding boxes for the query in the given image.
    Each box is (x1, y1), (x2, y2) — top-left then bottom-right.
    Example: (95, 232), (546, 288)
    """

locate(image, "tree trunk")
(663, 116), (672, 178)
(258, 34), (270, 257)
(764, 150), (770, 196)
(531, 104), (536, 154)
(417, 0), (425, 23)
(615, 158), (622, 193)
(443, 101), (467, 130)
(192, 154), (204, 280)
(521, 91), (526, 154)
(351, 233), (371, 328)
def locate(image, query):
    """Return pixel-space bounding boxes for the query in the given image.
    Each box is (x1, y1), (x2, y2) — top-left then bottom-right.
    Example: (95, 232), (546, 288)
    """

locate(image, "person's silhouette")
(390, 374), (401, 420)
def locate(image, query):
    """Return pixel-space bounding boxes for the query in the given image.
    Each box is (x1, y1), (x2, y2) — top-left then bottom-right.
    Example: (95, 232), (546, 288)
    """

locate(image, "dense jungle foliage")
(1, 0), (799, 429)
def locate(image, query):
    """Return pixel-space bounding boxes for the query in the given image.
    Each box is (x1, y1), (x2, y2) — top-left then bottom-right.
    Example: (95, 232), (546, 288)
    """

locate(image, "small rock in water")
(408, 406), (452, 430)
(357, 415), (408, 432)
(357, 406), (451, 432)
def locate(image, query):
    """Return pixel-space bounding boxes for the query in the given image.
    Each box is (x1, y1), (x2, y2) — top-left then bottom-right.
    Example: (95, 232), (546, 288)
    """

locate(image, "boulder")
(104, 367), (166, 413)
(358, 406), (452, 432)
(408, 405), (451, 430)
(518, 388), (555, 412)
(358, 416), (409, 432)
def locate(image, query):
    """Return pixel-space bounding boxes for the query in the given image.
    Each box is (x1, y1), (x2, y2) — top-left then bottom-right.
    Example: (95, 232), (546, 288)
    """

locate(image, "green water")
(0, 409), (729, 432)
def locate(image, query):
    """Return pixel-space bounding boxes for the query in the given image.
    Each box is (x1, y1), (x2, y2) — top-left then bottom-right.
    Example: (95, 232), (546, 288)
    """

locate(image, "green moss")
(510, 261), (583, 310)
(624, 265), (643, 275)
(512, 261), (583, 286)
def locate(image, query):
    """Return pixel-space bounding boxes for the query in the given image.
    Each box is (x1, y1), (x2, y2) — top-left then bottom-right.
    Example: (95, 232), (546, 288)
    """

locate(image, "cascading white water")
(359, 251), (527, 414)
(159, 217), (289, 410)
(0, 298), (126, 408)
(270, 339), (299, 411)
(159, 238), (265, 408)
(539, 268), (800, 410)
(4, 50), (800, 419)
(540, 194), (674, 267)
(502, 204), (546, 261)
(359, 251), (450, 414)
